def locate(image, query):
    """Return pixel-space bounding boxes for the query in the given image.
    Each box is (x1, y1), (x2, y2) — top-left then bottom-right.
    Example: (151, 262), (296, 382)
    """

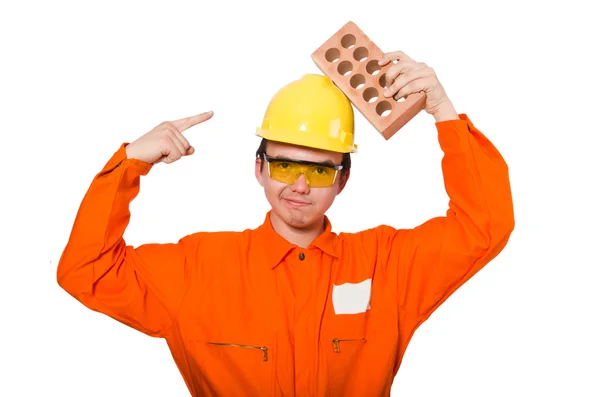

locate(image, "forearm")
(438, 114), (514, 238)
(395, 114), (514, 320)
(57, 143), (153, 296)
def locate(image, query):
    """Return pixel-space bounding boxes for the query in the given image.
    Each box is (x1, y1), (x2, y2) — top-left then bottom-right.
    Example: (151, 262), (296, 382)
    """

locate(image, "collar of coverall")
(256, 211), (339, 269)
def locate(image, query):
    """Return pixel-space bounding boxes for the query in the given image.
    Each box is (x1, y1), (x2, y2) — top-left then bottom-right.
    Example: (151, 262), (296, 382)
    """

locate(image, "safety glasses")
(261, 153), (343, 188)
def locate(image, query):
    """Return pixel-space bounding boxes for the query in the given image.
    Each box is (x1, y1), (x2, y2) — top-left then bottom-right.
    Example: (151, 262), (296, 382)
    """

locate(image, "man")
(57, 50), (514, 396)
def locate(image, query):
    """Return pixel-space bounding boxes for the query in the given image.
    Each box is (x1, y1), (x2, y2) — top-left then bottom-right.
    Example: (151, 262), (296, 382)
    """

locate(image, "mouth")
(283, 198), (311, 208)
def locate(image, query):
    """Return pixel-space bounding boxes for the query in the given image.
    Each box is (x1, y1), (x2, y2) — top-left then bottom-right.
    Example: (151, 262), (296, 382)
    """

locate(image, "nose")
(290, 172), (310, 194)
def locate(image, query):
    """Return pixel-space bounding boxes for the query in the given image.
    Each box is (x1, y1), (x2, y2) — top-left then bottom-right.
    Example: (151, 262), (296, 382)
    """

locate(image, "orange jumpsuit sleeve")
(389, 114), (514, 332)
(56, 143), (190, 338)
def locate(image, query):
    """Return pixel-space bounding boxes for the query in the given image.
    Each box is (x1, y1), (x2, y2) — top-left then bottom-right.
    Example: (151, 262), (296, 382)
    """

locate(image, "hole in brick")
(396, 96), (406, 102)
(353, 47), (368, 62)
(325, 48), (340, 62)
(363, 87), (378, 103)
(366, 60), (381, 75)
(337, 61), (353, 76)
(341, 34), (356, 49)
(376, 101), (392, 117)
(379, 74), (387, 88)
(350, 74), (365, 89)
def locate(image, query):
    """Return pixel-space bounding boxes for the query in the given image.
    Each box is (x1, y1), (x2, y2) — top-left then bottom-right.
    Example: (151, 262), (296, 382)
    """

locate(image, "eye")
(315, 167), (328, 175)
(276, 162), (290, 169)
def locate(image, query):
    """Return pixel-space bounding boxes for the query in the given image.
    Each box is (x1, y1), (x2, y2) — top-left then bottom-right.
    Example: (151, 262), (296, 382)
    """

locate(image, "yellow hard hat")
(256, 74), (357, 153)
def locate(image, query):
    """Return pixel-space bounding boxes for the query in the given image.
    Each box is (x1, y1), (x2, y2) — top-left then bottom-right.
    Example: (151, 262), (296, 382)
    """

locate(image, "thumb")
(187, 146), (195, 155)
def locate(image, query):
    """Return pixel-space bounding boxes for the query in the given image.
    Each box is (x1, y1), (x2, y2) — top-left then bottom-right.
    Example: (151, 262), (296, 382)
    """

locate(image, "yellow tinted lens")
(269, 161), (297, 184)
(269, 161), (336, 187)
(305, 164), (335, 187)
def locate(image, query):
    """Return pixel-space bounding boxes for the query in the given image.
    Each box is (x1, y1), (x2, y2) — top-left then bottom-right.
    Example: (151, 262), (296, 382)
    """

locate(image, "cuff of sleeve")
(435, 113), (474, 133)
(434, 113), (476, 152)
(99, 143), (154, 176)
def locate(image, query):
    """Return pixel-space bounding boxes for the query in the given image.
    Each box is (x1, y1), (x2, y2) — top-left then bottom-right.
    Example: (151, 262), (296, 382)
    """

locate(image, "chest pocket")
(322, 310), (368, 396)
(324, 278), (372, 396)
(322, 277), (398, 396)
(185, 335), (276, 396)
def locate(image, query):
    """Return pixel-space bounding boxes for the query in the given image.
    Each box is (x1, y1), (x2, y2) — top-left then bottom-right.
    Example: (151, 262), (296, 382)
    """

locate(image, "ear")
(336, 169), (350, 194)
(255, 157), (265, 186)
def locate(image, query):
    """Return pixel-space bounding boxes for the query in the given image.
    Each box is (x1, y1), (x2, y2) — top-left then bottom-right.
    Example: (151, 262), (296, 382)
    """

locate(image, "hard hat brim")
(256, 127), (357, 153)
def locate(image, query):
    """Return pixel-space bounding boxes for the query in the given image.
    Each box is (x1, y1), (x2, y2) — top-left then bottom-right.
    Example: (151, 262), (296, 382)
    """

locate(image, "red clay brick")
(312, 21), (426, 140)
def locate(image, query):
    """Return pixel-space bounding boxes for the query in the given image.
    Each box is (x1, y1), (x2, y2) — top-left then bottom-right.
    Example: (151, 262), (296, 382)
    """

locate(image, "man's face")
(255, 141), (348, 229)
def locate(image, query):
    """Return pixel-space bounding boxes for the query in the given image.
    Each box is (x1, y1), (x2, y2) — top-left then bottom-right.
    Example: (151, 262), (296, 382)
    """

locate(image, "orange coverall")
(57, 114), (514, 396)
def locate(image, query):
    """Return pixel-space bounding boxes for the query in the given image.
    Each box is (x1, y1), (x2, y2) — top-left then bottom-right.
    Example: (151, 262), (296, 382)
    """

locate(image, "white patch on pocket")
(332, 278), (372, 315)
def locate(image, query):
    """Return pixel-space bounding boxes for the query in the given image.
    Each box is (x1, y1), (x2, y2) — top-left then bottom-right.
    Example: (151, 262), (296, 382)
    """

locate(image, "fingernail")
(384, 89), (390, 96)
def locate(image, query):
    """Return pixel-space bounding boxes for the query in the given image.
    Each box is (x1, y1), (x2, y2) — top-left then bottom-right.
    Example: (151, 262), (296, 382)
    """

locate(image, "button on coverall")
(57, 114), (514, 396)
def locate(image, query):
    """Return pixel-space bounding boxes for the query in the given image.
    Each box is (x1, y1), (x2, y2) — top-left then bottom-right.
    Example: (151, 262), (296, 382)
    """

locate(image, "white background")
(1, 0), (599, 395)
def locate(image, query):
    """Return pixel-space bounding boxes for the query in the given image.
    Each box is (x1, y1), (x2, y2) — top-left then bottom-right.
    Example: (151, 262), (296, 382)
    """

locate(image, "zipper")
(331, 337), (366, 353)
(207, 342), (269, 361)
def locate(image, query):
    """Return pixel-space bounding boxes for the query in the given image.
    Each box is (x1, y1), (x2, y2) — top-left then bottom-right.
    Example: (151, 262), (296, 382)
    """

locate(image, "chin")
(278, 205), (318, 229)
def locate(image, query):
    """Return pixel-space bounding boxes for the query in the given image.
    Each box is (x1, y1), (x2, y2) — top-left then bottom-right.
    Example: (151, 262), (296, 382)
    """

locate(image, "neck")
(269, 212), (325, 248)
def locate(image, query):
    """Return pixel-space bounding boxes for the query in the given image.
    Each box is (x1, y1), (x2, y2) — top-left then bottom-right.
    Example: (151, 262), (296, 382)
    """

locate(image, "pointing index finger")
(171, 111), (214, 132)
